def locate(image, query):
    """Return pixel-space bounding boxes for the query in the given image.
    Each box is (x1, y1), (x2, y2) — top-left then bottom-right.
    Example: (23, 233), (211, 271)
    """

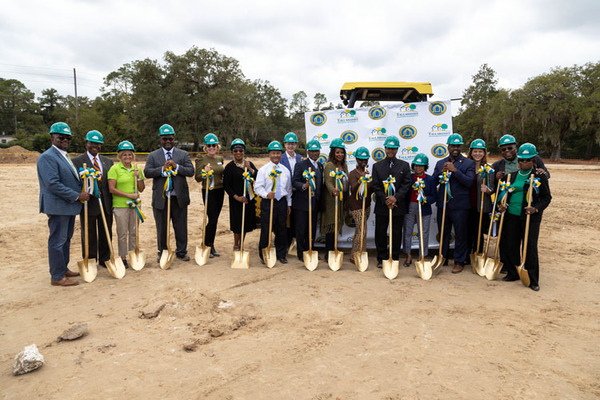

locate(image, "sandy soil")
(1, 159), (599, 400)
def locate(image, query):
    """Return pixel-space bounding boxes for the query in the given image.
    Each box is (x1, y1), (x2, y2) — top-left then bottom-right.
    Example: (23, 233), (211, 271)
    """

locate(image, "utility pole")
(73, 68), (79, 127)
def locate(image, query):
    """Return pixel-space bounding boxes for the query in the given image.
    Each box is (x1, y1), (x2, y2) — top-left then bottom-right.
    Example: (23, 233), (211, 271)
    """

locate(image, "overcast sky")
(1, 0), (599, 114)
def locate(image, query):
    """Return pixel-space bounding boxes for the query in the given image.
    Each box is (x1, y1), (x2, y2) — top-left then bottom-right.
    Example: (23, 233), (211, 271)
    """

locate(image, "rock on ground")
(57, 322), (89, 342)
(13, 344), (44, 376)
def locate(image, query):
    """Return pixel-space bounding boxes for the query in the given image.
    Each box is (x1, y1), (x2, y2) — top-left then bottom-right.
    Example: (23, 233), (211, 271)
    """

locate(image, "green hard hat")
(117, 140), (135, 152)
(283, 132), (298, 143)
(306, 140), (321, 151)
(412, 153), (429, 166)
(354, 146), (370, 160)
(85, 130), (104, 144)
(203, 133), (219, 145)
(517, 143), (537, 159)
(383, 136), (399, 149)
(499, 134), (516, 146)
(267, 140), (283, 151)
(159, 124), (175, 136)
(230, 138), (245, 149)
(330, 138), (346, 149)
(470, 138), (486, 149)
(49, 122), (72, 136)
(447, 133), (464, 145)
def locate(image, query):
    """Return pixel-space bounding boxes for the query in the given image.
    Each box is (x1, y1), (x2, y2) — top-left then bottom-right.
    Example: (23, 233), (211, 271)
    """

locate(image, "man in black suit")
(143, 124), (195, 262)
(371, 136), (412, 268)
(292, 139), (323, 262)
(72, 130), (114, 268)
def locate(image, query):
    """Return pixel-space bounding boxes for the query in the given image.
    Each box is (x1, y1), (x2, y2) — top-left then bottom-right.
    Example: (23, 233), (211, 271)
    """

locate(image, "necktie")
(166, 151), (172, 160)
(66, 154), (78, 176)
(275, 173), (282, 201)
(93, 156), (102, 181)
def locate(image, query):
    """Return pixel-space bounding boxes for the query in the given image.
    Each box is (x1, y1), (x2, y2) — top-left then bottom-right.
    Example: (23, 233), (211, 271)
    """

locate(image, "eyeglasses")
(517, 158), (533, 163)
(232, 149), (244, 153)
(206, 144), (217, 148)
(54, 134), (71, 141)
(501, 146), (516, 152)
(160, 137), (175, 141)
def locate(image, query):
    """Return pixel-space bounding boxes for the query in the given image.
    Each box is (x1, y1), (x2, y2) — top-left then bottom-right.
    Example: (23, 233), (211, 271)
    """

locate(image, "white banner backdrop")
(304, 100), (453, 249)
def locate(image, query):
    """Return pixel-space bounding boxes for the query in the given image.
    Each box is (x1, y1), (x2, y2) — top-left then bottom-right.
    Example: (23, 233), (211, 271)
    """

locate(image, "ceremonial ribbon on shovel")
(383, 176), (396, 197)
(356, 175), (372, 200)
(127, 198), (145, 223)
(162, 166), (178, 197)
(269, 169), (282, 191)
(200, 168), (215, 190)
(303, 169), (316, 196)
(242, 171), (255, 200)
(439, 171), (452, 201)
(79, 167), (100, 199)
(329, 170), (345, 201)
(412, 177), (426, 204)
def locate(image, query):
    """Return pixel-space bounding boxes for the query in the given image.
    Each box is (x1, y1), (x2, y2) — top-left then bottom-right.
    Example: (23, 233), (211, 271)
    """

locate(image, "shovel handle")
(308, 168), (313, 252)
(82, 163), (89, 260)
(201, 179), (209, 248)
(438, 184), (448, 257)
(240, 167), (247, 253)
(267, 197), (274, 249)
(520, 174), (535, 265)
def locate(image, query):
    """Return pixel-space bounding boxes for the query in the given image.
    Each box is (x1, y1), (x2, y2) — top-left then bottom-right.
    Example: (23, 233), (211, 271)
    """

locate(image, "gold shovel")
(77, 163), (97, 282)
(354, 180), (369, 272)
(98, 197), (126, 279)
(382, 207), (399, 280)
(415, 199), (435, 280)
(303, 168), (319, 271)
(262, 197), (277, 268)
(231, 168), (250, 269)
(475, 179), (503, 276)
(430, 183), (448, 272)
(484, 186), (509, 280)
(328, 168), (343, 271)
(517, 174), (534, 287)
(128, 164), (145, 270)
(159, 193), (175, 269)
(470, 186), (486, 272)
(195, 180), (211, 266)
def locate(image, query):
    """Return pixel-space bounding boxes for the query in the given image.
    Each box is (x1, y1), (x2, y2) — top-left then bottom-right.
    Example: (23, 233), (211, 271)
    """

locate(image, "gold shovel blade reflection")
(354, 252), (369, 272)
(194, 245), (210, 266)
(262, 247), (276, 268)
(328, 250), (343, 271)
(77, 259), (97, 283)
(382, 259), (399, 280)
(231, 250), (250, 269)
(303, 250), (319, 271)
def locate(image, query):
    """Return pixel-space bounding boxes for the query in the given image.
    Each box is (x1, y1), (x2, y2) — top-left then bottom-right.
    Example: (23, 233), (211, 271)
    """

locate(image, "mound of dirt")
(0, 146), (40, 163)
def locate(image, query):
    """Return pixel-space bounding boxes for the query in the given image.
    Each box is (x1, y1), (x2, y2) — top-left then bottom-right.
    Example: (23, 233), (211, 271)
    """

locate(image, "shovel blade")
(382, 259), (399, 280)
(328, 250), (343, 271)
(262, 247), (277, 268)
(415, 260), (433, 280)
(517, 265), (530, 287)
(475, 254), (487, 276)
(354, 252), (369, 272)
(288, 238), (297, 256)
(303, 250), (319, 271)
(484, 259), (502, 281)
(106, 257), (126, 279)
(194, 245), (210, 266)
(231, 251), (250, 269)
(128, 250), (146, 271)
(160, 250), (175, 270)
(77, 259), (97, 283)
(470, 253), (478, 273)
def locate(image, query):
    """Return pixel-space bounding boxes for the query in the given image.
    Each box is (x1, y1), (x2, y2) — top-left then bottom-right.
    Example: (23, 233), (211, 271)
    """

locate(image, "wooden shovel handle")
(308, 168), (313, 252)
(82, 163), (89, 260)
(520, 174), (535, 264)
(240, 167), (247, 253)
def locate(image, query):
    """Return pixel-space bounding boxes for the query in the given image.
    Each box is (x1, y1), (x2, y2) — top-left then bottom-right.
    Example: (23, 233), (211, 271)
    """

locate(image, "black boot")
(210, 246), (220, 257)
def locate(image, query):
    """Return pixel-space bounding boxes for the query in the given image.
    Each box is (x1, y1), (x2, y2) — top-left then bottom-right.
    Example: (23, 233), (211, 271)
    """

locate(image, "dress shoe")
(210, 247), (220, 257)
(122, 259), (129, 269)
(177, 254), (190, 262)
(156, 255), (161, 263)
(502, 275), (519, 282)
(452, 264), (464, 274)
(278, 258), (288, 264)
(259, 259), (265, 265)
(99, 261), (107, 269)
(443, 259), (449, 266)
(530, 284), (540, 291)
(51, 277), (79, 287)
(377, 261), (383, 269)
(64, 270), (80, 277)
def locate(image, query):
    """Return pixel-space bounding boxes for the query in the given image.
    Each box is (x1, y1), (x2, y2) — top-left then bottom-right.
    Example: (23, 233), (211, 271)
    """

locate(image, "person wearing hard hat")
(291, 139), (324, 262)
(144, 124), (195, 263)
(255, 140), (293, 264)
(348, 146), (373, 263)
(402, 153), (437, 267)
(497, 143), (552, 291)
(73, 130), (114, 269)
(371, 136), (412, 268)
(280, 132), (302, 251)
(194, 133), (225, 258)
(492, 134), (550, 182)
(37, 122), (90, 286)
(466, 139), (495, 257)
(107, 141), (145, 268)
(321, 138), (350, 259)
(432, 133), (476, 273)
(223, 138), (258, 251)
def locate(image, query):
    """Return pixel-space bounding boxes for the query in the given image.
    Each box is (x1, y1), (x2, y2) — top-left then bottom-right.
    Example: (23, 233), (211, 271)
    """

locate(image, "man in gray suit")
(72, 130), (114, 268)
(144, 124), (195, 262)
(37, 122), (90, 286)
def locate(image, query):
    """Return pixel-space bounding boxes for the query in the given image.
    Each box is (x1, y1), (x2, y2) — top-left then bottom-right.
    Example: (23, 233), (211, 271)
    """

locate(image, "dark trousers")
(259, 198), (287, 260)
(501, 213), (542, 286)
(437, 207), (469, 265)
(47, 215), (76, 281)
(202, 188), (224, 247)
(153, 196), (188, 257)
(375, 213), (404, 261)
(467, 207), (491, 255)
(79, 210), (112, 263)
(295, 208), (317, 259)
(287, 211), (296, 248)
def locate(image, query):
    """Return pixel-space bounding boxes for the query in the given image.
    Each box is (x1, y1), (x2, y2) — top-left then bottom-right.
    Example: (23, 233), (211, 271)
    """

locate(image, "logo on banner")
(429, 102), (447, 116)
(312, 133), (330, 146)
(310, 112), (327, 126)
(317, 153), (328, 165)
(399, 125), (417, 140)
(369, 127), (387, 142)
(369, 106), (386, 120)
(338, 109), (358, 124)
(341, 130), (358, 145)
(431, 144), (448, 158)
(371, 147), (385, 161)
(346, 150), (357, 168)
(397, 146), (419, 161)
(397, 104), (418, 118)
(428, 123), (450, 137)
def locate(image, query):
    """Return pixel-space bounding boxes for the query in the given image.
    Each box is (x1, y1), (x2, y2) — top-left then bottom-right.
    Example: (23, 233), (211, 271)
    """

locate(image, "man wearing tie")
(37, 122), (90, 286)
(255, 141), (292, 265)
(73, 130), (114, 268)
(292, 139), (323, 262)
(371, 136), (412, 268)
(280, 132), (302, 250)
(144, 124), (195, 263)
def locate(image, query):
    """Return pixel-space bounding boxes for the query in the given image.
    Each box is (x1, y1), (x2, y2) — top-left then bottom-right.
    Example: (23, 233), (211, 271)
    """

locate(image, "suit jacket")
(432, 154), (475, 210)
(371, 157), (412, 216)
(37, 146), (83, 216)
(292, 158), (323, 211)
(280, 152), (303, 175)
(144, 147), (195, 210)
(72, 153), (113, 216)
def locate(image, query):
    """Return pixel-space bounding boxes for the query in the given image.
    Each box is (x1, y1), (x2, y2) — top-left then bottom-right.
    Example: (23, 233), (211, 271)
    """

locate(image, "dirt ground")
(1, 158), (599, 400)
